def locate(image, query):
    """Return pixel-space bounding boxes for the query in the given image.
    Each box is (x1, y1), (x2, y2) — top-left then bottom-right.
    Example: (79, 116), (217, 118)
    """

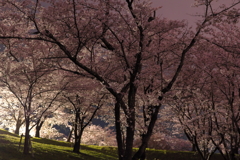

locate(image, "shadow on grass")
(0, 129), (20, 138)
(79, 152), (99, 159)
(31, 138), (115, 160)
(81, 145), (118, 159)
(60, 148), (111, 160)
(32, 138), (72, 147)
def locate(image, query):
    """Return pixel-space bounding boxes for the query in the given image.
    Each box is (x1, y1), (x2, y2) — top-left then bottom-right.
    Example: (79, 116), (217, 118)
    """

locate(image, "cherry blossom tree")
(81, 125), (116, 147)
(1, 0), (240, 159)
(33, 102), (63, 138)
(170, 36), (240, 160)
(0, 101), (24, 134)
(61, 77), (109, 153)
(0, 90), (25, 134)
(171, 89), (219, 160)
(0, 39), (68, 154)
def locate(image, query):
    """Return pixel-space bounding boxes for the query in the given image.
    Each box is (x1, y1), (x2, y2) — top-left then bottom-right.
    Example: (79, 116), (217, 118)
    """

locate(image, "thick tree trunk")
(23, 116), (30, 154)
(73, 108), (82, 153)
(123, 125), (134, 160)
(123, 83), (136, 160)
(192, 143), (196, 151)
(229, 149), (237, 160)
(73, 130), (83, 153)
(233, 147), (238, 154)
(132, 105), (161, 160)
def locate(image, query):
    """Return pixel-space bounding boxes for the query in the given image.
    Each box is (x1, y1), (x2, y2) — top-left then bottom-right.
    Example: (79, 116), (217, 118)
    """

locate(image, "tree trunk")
(15, 126), (20, 135)
(230, 149), (237, 160)
(233, 147), (238, 154)
(123, 124), (134, 160)
(132, 105), (161, 160)
(67, 128), (74, 142)
(23, 116), (30, 154)
(35, 121), (44, 138)
(192, 143), (196, 151)
(73, 139), (80, 153)
(123, 83), (137, 160)
(115, 101), (124, 160)
(15, 120), (21, 135)
(73, 108), (81, 153)
(73, 129), (83, 153)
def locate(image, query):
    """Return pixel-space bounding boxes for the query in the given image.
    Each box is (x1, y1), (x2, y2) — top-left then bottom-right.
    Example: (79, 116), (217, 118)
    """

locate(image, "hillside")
(0, 129), (224, 160)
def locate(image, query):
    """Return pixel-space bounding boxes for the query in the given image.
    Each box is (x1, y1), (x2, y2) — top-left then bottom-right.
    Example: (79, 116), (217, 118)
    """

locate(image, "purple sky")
(151, 0), (236, 25)
(152, 0), (201, 22)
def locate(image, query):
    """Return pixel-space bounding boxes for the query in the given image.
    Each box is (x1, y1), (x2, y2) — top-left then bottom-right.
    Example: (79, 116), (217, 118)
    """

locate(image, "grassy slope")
(0, 129), (224, 160)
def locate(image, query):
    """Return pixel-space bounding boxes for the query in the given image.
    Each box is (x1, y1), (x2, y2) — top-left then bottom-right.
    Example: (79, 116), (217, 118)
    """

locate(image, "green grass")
(0, 129), (225, 160)
(0, 129), (117, 160)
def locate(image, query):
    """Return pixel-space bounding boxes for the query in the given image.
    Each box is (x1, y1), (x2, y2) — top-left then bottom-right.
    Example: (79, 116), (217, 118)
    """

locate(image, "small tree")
(0, 91), (25, 134)
(61, 76), (110, 153)
(0, 40), (66, 154)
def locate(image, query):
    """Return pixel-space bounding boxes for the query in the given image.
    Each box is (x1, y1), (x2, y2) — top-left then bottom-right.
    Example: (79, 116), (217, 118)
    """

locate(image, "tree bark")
(67, 128), (74, 142)
(23, 116), (30, 154)
(73, 130), (83, 153)
(123, 83), (137, 160)
(192, 144), (196, 151)
(73, 108), (82, 153)
(229, 149), (237, 160)
(132, 105), (161, 160)
(35, 120), (44, 138)
(15, 127), (20, 135)
(115, 101), (124, 160)
(15, 120), (21, 135)
(233, 147), (238, 154)
(124, 125), (134, 160)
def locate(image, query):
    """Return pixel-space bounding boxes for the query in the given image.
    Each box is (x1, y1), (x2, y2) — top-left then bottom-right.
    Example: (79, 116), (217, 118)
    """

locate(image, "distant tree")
(61, 76), (110, 153)
(171, 37), (240, 160)
(134, 132), (191, 151)
(202, 10), (240, 160)
(0, 91), (25, 135)
(172, 89), (218, 160)
(0, 41), (67, 154)
(81, 125), (116, 147)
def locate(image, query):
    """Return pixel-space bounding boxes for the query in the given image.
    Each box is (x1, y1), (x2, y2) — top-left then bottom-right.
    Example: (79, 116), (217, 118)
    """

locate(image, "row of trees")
(1, 0), (240, 160)
(170, 33), (240, 160)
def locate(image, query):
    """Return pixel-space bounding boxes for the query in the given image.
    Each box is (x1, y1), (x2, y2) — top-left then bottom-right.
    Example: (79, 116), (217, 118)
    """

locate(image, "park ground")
(0, 129), (225, 160)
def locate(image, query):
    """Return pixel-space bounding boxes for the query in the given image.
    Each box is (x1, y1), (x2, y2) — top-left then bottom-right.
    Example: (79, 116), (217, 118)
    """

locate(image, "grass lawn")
(0, 129), (225, 160)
